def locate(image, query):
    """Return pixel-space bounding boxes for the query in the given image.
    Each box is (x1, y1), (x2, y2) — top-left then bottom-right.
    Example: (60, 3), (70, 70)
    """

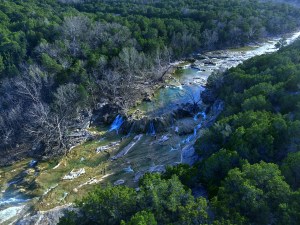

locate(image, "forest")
(1, 0), (300, 224)
(59, 36), (300, 225)
(1, 0), (300, 162)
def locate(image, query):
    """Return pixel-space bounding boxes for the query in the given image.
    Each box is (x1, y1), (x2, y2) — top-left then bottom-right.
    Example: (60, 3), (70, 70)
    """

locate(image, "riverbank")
(1, 29), (300, 224)
(128, 30), (300, 117)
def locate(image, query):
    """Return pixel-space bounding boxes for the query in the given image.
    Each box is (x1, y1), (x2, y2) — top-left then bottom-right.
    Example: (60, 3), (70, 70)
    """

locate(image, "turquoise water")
(137, 68), (206, 117)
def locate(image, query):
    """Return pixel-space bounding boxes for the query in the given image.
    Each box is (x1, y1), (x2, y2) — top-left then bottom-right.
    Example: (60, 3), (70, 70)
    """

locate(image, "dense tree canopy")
(59, 174), (209, 225)
(213, 162), (295, 225)
(1, 1), (300, 223)
(194, 37), (300, 223)
(60, 40), (300, 224)
(1, 0), (300, 159)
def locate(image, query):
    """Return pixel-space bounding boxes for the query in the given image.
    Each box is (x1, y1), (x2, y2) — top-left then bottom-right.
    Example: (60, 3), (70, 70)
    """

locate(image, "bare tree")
(153, 46), (173, 81)
(202, 29), (219, 49)
(61, 16), (91, 56)
(0, 63), (86, 157)
(183, 87), (202, 112)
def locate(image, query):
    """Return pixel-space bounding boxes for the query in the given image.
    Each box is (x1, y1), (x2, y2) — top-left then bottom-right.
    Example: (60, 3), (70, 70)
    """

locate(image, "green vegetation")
(60, 38), (300, 225)
(59, 174), (209, 225)
(212, 162), (296, 224)
(196, 38), (300, 223)
(1, 0), (300, 160)
(1, 0), (300, 224)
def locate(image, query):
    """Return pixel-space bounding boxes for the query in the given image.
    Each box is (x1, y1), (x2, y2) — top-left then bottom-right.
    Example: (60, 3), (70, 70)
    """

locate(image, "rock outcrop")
(16, 204), (76, 225)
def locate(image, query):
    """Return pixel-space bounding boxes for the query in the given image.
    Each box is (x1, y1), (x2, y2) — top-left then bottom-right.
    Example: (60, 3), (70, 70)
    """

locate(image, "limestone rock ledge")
(16, 204), (76, 225)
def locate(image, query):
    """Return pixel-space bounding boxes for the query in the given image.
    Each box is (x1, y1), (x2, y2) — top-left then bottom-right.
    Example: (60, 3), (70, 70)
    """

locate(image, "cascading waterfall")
(194, 122), (203, 136)
(109, 115), (124, 134)
(182, 135), (193, 144)
(29, 160), (38, 168)
(148, 121), (156, 136)
(182, 117), (204, 145)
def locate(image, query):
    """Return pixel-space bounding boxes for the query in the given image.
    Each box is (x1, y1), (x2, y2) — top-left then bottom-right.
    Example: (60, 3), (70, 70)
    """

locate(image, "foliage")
(2, 0), (300, 224)
(162, 164), (198, 188)
(199, 149), (242, 196)
(59, 174), (209, 225)
(212, 162), (297, 225)
(120, 211), (157, 225)
(193, 37), (300, 224)
(281, 151), (300, 190)
(1, 0), (300, 157)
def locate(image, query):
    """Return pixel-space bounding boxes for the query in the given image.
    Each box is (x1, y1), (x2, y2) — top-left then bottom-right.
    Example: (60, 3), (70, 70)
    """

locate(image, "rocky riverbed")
(1, 30), (300, 224)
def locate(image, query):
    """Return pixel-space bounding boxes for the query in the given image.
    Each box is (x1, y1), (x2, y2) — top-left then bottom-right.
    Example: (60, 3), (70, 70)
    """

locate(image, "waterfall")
(182, 135), (193, 144)
(123, 166), (134, 173)
(126, 122), (135, 137)
(201, 111), (207, 119)
(109, 115), (124, 134)
(148, 121), (156, 136)
(194, 127), (197, 137)
(29, 160), (38, 168)
(194, 111), (207, 121)
(194, 123), (202, 136)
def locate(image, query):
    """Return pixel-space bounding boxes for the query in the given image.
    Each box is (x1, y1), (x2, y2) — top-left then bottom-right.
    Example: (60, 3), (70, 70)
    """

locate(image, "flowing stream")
(137, 31), (300, 117)
(1, 31), (300, 224)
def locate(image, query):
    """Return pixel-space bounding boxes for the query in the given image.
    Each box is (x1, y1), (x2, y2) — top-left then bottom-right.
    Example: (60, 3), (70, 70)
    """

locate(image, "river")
(1, 31), (300, 224)
(136, 31), (300, 117)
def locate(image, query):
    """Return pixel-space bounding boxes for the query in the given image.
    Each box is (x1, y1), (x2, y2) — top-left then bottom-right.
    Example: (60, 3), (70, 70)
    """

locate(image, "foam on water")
(0, 205), (25, 223)
(0, 197), (27, 207)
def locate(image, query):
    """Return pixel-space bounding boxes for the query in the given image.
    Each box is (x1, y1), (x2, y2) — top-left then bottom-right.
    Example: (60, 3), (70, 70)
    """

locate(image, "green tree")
(199, 149), (241, 196)
(241, 95), (272, 111)
(0, 55), (4, 74)
(78, 185), (138, 225)
(139, 174), (209, 224)
(213, 162), (292, 225)
(41, 53), (63, 74)
(162, 164), (197, 188)
(281, 151), (300, 190)
(121, 211), (157, 225)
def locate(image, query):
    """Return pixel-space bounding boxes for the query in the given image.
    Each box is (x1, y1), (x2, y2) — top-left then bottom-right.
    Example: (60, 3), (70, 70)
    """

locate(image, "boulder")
(16, 204), (76, 225)
(63, 168), (85, 180)
(114, 179), (125, 186)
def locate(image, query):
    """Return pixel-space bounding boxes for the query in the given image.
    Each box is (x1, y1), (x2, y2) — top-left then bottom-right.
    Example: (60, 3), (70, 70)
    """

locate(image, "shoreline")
(1, 29), (300, 225)
(127, 29), (300, 121)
